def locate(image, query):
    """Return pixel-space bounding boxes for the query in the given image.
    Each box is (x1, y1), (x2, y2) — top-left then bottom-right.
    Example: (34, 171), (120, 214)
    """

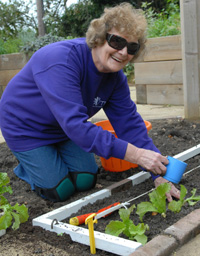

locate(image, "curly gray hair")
(86, 2), (147, 60)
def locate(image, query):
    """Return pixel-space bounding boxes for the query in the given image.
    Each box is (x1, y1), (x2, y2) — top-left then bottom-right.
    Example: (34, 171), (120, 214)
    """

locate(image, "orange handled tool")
(69, 202), (120, 226)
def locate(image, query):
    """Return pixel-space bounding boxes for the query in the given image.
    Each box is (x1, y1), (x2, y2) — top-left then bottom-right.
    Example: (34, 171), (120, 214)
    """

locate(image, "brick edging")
(128, 209), (200, 256)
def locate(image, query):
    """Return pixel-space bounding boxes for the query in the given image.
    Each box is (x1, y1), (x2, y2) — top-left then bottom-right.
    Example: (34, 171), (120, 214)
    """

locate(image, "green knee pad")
(35, 176), (75, 202)
(71, 172), (97, 192)
(56, 177), (75, 201)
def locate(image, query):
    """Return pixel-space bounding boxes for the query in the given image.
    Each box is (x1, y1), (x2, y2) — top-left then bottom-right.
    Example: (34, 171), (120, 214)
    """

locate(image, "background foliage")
(0, 0), (181, 80)
(0, 0), (180, 54)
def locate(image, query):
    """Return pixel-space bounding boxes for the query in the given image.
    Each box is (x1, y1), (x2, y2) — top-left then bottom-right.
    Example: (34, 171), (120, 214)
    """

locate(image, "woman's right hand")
(124, 143), (169, 175)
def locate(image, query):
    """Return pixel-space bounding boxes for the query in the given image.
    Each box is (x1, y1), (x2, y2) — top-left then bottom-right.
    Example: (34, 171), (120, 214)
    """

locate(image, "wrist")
(124, 143), (143, 164)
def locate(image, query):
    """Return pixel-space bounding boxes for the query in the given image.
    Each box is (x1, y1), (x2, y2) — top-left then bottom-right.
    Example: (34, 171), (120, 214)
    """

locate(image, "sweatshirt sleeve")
(104, 71), (161, 180)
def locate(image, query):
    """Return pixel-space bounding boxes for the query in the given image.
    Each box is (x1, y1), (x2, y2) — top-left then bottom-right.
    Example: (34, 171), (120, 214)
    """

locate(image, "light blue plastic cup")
(163, 156), (188, 184)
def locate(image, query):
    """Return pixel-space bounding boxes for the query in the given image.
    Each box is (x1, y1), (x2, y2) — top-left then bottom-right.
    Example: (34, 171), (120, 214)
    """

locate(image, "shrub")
(0, 38), (23, 54)
(20, 33), (71, 57)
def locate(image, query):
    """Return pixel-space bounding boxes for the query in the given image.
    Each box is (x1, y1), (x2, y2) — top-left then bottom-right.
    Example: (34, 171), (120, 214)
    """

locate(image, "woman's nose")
(118, 46), (128, 55)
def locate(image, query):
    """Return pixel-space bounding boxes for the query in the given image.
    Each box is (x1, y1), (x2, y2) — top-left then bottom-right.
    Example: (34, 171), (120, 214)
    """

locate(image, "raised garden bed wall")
(134, 35), (183, 105)
(0, 53), (28, 98)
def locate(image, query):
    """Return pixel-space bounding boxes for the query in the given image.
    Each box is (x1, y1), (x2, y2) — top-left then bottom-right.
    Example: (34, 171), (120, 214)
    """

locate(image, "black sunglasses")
(106, 33), (140, 55)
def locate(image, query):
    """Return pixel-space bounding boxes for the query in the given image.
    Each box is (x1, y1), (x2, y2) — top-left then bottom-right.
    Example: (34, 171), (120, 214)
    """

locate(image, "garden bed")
(0, 118), (200, 255)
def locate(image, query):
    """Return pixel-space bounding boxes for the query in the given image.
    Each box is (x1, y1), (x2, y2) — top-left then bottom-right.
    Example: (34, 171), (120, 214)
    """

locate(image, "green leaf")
(123, 219), (134, 238)
(119, 204), (135, 222)
(129, 223), (148, 236)
(0, 173), (13, 198)
(119, 208), (130, 222)
(180, 184), (187, 201)
(0, 173), (10, 187)
(0, 186), (13, 197)
(168, 185), (200, 212)
(136, 202), (158, 221)
(0, 211), (12, 230)
(134, 234), (148, 245)
(168, 200), (183, 213)
(185, 188), (200, 206)
(124, 219), (133, 228)
(167, 185), (186, 213)
(149, 183), (170, 214)
(105, 221), (125, 237)
(11, 211), (20, 230)
(0, 195), (9, 206)
(12, 203), (29, 223)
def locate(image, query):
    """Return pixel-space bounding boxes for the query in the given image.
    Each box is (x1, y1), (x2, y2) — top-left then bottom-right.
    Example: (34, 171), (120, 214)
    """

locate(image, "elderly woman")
(0, 3), (180, 202)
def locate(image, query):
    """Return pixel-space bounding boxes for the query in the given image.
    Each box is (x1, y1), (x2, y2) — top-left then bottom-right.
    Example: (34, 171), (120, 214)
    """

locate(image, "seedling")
(136, 183), (200, 221)
(168, 185), (200, 213)
(105, 204), (149, 245)
(0, 172), (29, 231)
(136, 183), (171, 221)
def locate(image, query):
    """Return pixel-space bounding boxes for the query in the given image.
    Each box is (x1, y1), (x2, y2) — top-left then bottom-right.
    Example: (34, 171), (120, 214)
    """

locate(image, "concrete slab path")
(171, 234), (200, 256)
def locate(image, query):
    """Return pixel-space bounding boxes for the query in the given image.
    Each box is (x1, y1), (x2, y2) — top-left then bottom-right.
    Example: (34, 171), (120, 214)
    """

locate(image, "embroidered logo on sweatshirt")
(93, 97), (106, 108)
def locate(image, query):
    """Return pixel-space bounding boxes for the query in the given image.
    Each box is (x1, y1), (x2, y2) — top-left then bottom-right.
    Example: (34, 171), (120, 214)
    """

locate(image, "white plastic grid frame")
(32, 144), (200, 255)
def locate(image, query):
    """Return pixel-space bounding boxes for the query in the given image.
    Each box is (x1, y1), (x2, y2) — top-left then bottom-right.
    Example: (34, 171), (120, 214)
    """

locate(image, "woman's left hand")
(154, 176), (180, 202)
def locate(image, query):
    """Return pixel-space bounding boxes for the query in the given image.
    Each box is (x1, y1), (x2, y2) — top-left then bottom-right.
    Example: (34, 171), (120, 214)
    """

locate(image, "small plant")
(136, 183), (171, 221)
(0, 172), (29, 231)
(168, 185), (200, 213)
(105, 204), (149, 245)
(137, 183), (200, 221)
(105, 183), (200, 245)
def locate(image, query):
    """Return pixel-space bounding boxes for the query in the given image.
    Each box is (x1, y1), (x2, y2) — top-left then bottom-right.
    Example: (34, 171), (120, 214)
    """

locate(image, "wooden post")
(180, 0), (200, 119)
(36, 0), (46, 36)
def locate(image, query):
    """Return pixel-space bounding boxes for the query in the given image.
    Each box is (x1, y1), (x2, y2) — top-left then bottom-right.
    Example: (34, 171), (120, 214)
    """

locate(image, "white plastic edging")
(32, 144), (200, 255)
(36, 188), (111, 221)
(33, 217), (142, 256)
(173, 144), (200, 161)
(0, 229), (6, 237)
(0, 212), (6, 237)
(128, 171), (151, 185)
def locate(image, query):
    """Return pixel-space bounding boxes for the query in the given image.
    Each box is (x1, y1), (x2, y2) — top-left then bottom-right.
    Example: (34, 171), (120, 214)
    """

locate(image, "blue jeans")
(12, 140), (98, 190)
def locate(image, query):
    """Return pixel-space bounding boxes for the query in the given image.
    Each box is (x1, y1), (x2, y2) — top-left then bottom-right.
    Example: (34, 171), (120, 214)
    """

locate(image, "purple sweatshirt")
(0, 38), (159, 179)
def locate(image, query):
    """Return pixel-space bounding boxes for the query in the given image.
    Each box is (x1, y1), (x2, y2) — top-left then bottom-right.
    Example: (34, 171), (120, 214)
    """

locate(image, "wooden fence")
(134, 35), (183, 105)
(0, 53), (28, 97)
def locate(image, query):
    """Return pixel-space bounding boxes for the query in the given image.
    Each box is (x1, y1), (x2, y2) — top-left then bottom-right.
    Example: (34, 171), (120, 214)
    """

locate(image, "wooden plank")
(197, 0), (200, 103)
(135, 84), (147, 104)
(0, 69), (21, 87)
(198, 0), (200, 85)
(0, 85), (3, 98)
(180, 0), (200, 118)
(144, 35), (182, 62)
(134, 60), (182, 85)
(146, 84), (184, 105)
(135, 35), (182, 63)
(0, 53), (28, 70)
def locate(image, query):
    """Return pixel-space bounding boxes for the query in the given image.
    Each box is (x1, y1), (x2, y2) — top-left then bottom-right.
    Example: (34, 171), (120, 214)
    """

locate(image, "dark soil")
(1, 118), (200, 256)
